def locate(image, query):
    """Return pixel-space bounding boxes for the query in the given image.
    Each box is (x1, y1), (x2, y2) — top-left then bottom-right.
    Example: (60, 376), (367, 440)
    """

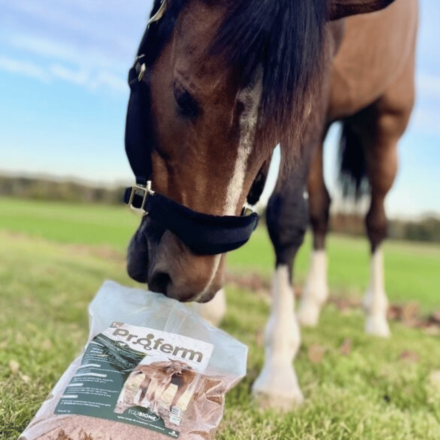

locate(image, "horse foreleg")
(154, 379), (170, 401)
(137, 378), (151, 405)
(252, 266), (303, 410)
(133, 388), (142, 405)
(170, 379), (192, 410)
(252, 172), (309, 410)
(147, 378), (160, 403)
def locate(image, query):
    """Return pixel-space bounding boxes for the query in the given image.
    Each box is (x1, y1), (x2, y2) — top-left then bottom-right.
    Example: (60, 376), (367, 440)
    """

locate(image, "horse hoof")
(251, 366), (304, 410)
(252, 389), (304, 410)
(365, 317), (390, 337)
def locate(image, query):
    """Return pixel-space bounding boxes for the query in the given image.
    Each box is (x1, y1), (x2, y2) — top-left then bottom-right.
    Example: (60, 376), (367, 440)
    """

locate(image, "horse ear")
(329, 0), (395, 20)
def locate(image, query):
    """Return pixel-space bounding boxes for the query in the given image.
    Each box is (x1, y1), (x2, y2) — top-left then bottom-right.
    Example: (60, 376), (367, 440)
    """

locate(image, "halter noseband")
(123, 3), (260, 255)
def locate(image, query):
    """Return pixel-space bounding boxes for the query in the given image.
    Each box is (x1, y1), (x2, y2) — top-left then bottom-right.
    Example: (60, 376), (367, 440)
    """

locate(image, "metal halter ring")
(148, 0), (168, 25)
(128, 181), (155, 216)
(241, 202), (255, 217)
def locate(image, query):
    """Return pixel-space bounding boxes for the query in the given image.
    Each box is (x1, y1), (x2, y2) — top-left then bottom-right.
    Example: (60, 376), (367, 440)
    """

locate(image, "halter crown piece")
(123, 1), (259, 255)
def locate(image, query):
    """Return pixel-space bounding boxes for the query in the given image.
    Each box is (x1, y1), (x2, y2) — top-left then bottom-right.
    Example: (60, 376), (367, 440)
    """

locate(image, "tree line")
(1, 175), (439, 243)
(330, 213), (440, 244)
(0, 175), (125, 205)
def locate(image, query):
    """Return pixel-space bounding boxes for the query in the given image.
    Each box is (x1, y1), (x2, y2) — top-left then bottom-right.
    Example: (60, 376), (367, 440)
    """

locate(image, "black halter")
(123, 12), (262, 256)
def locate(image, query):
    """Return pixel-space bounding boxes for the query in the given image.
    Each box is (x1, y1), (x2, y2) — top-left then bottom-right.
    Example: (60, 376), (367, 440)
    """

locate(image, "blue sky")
(0, 0), (439, 218)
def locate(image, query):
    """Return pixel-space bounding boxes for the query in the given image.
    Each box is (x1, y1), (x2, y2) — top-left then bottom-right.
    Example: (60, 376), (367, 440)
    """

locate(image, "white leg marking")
(193, 288), (227, 327)
(118, 387), (126, 405)
(363, 247), (390, 337)
(224, 71), (262, 215)
(134, 389), (143, 406)
(298, 250), (329, 327)
(252, 265), (303, 409)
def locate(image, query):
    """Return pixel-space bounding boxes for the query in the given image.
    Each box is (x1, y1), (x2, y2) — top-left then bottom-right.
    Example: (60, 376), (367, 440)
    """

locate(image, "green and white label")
(55, 323), (213, 439)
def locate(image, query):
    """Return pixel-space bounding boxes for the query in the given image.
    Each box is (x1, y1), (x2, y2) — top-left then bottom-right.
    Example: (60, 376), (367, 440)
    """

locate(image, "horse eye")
(173, 83), (200, 119)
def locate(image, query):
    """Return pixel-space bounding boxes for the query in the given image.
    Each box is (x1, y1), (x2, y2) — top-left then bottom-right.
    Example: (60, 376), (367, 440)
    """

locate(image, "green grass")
(2, 197), (439, 311)
(1, 197), (440, 439)
(228, 228), (440, 313)
(0, 197), (138, 251)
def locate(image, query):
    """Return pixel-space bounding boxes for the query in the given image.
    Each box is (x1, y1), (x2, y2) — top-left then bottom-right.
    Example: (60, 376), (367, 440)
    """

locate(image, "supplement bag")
(20, 281), (248, 440)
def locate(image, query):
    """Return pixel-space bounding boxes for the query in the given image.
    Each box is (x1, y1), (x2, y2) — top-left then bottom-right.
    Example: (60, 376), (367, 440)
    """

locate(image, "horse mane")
(141, 0), (328, 166)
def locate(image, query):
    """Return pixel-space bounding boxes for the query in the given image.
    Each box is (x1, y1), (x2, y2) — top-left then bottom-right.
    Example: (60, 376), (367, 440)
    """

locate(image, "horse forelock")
(210, 0), (328, 159)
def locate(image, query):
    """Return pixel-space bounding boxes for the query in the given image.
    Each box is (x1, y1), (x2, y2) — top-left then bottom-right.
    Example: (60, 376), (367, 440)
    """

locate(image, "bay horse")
(120, 360), (196, 411)
(126, 0), (417, 409)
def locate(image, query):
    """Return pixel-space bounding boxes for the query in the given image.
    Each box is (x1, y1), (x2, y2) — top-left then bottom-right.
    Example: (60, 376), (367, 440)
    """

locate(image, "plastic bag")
(20, 281), (248, 440)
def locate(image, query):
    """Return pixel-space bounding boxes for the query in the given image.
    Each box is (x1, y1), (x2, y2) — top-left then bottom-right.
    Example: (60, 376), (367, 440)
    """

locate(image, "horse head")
(126, 0), (396, 302)
(166, 359), (193, 376)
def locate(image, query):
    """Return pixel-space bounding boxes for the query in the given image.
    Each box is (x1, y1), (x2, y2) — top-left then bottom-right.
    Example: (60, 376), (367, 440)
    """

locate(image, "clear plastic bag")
(20, 281), (248, 440)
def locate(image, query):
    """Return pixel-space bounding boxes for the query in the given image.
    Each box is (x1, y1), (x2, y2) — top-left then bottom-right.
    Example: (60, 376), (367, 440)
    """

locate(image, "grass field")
(1, 197), (440, 439)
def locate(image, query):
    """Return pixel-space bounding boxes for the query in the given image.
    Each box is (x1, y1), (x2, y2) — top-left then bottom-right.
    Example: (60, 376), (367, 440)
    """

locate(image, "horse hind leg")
(363, 130), (401, 337)
(362, 132), (397, 338)
(345, 55), (414, 337)
(298, 130), (331, 327)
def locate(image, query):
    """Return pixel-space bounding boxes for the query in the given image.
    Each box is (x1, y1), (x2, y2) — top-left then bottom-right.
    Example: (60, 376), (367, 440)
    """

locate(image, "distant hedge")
(2, 175), (439, 243)
(0, 175), (126, 205)
(329, 213), (440, 244)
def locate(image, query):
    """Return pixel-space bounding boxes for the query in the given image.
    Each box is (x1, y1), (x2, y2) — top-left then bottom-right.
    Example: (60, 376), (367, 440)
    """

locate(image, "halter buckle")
(241, 202), (254, 217)
(137, 63), (146, 82)
(128, 181), (154, 215)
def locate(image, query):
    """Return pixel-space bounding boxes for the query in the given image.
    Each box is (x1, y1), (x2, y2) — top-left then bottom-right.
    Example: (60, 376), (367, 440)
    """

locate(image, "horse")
(120, 360), (196, 412)
(134, 361), (179, 407)
(125, 0), (417, 409)
(118, 360), (172, 407)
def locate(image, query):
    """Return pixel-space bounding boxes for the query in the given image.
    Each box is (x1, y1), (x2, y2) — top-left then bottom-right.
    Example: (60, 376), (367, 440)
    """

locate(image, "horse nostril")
(149, 272), (172, 295)
(127, 266), (148, 284)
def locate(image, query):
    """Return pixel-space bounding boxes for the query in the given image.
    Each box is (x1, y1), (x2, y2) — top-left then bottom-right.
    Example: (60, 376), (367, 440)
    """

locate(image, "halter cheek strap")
(124, 58), (259, 255)
(125, 61), (152, 187)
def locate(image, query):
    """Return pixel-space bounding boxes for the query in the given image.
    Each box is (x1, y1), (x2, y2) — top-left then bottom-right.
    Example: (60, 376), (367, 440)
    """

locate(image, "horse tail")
(338, 119), (368, 199)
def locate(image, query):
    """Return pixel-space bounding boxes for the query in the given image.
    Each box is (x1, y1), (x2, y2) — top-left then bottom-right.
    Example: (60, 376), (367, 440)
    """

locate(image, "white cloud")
(0, 54), (128, 94)
(6, 33), (121, 71)
(49, 64), (89, 86)
(0, 0), (153, 95)
(0, 55), (49, 82)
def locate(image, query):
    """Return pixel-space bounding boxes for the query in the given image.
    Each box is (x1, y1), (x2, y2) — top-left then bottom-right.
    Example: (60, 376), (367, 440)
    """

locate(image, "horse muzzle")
(127, 215), (224, 302)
